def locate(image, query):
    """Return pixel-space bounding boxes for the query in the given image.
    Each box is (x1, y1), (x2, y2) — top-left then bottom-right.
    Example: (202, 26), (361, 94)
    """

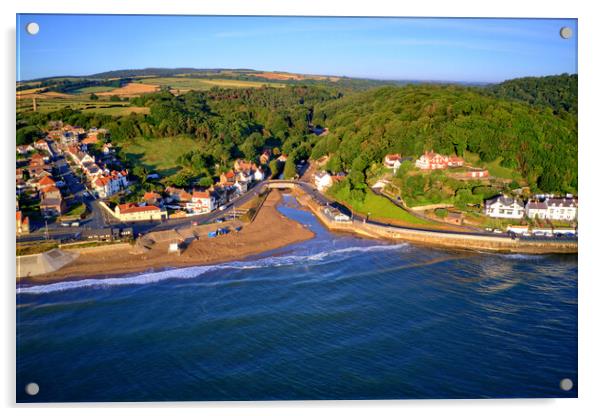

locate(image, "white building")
(186, 191), (216, 214)
(314, 171), (333, 191)
(526, 198), (577, 221)
(383, 154), (402, 172)
(484, 195), (525, 219)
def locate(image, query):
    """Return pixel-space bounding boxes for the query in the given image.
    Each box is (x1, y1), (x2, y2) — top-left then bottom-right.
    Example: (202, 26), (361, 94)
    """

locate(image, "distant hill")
(488, 74), (577, 114)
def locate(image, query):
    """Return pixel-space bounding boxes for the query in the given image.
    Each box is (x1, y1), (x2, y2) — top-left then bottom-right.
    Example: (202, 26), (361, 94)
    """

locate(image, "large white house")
(484, 195), (525, 219)
(314, 171), (333, 191)
(186, 191), (216, 214)
(526, 198), (577, 221)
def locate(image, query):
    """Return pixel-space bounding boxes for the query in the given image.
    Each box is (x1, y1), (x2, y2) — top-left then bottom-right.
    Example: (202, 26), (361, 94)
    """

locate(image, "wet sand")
(22, 191), (315, 284)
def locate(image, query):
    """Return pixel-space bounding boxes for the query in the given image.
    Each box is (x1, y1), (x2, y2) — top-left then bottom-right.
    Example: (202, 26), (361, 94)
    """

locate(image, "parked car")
(71, 222), (80, 227)
(219, 205), (226, 211)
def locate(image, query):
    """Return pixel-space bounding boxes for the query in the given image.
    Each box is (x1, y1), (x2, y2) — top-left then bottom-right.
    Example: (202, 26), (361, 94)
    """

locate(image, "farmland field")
(136, 77), (285, 91)
(16, 96), (149, 116)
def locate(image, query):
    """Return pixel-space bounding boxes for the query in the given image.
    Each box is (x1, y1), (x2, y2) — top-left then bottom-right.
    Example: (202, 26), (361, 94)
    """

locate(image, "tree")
(283, 158), (297, 179)
(16, 126), (43, 145)
(110, 95), (121, 102)
(269, 159), (281, 179)
(89, 93), (99, 101)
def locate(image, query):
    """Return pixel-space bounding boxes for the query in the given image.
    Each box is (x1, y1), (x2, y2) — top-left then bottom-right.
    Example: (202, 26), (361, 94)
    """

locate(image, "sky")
(16, 15), (577, 83)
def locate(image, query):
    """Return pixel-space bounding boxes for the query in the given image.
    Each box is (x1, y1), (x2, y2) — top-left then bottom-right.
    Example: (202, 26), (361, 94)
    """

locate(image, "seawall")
(296, 193), (577, 254)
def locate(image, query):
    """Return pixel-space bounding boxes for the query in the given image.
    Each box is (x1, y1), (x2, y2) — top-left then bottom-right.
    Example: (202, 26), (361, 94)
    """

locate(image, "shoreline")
(18, 191), (315, 285)
(17, 187), (577, 286)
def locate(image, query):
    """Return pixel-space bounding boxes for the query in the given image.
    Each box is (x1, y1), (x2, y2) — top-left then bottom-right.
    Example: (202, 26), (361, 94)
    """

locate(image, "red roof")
(143, 192), (161, 200)
(118, 203), (160, 214)
(95, 177), (110, 187)
(192, 191), (211, 199)
(225, 171), (235, 178)
(39, 176), (55, 185)
(385, 154), (401, 161)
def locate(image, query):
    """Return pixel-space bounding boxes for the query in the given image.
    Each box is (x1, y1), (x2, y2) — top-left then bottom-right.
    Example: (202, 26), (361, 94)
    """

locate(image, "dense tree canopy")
(312, 83), (577, 194)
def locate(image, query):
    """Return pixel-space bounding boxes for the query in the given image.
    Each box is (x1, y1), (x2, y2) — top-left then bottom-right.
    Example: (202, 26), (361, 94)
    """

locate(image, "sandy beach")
(21, 191), (315, 284)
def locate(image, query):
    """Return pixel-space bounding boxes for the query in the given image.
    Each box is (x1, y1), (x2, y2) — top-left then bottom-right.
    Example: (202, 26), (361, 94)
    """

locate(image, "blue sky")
(16, 15), (577, 83)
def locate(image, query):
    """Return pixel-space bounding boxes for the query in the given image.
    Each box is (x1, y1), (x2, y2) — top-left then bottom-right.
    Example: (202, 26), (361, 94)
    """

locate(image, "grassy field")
(463, 151), (520, 180)
(17, 96), (149, 116)
(72, 85), (117, 94)
(136, 77), (285, 91)
(328, 188), (434, 226)
(118, 136), (201, 177)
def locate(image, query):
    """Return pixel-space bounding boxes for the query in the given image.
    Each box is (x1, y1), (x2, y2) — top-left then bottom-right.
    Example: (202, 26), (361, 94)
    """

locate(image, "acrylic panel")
(16, 14), (578, 402)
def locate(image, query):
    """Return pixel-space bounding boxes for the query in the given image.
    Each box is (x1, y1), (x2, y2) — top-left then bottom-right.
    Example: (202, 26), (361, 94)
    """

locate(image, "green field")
(119, 136), (201, 177)
(329, 188), (434, 226)
(463, 151), (520, 180)
(73, 85), (117, 94)
(17, 97), (149, 116)
(136, 77), (285, 91)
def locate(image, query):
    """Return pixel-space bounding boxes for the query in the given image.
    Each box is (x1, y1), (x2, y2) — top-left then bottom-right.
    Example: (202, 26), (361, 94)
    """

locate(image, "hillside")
(311, 84), (577, 194)
(17, 75), (578, 197)
(489, 73), (577, 114)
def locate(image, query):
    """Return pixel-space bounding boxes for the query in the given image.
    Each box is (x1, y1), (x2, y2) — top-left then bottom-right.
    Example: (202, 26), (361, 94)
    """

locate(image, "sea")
(16, 195), (578, 402)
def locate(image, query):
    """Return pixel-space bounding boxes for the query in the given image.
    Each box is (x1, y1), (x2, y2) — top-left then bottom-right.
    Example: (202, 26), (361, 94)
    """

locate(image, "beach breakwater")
(297, 193), (577, 254)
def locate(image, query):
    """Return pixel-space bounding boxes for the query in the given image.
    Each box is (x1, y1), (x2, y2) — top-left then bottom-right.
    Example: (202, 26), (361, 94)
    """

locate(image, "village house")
(115, 203), (167, 222)
(415, 151), (464, 170)
(40, 196), (66, 217)
(16, 211), (30, 235)
(36, 175), (56, 191)
(16, 168), (24, 181)
(234, 159), (258, 173)
(526, 198), (578, 222)
(40, 185), (61, 200)
(92, 170), (128, 198)
(34, 139), (50, 153)
(29, 153), (47, 168)
(484, 195), (525, 219)
(383, 154), (402, 171)
(143, 191), (163, 207)
(220, 171), (237, 186)
(314, 171), (333, 191)
(165, 187), (193, 203)
(186, 191), (216, 214)
(16, 144), (34, 155)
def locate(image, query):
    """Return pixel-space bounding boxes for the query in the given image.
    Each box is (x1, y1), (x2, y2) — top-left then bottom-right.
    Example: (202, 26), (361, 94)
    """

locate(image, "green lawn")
(329, 188), (434, 226)
(118, 136), (201, 177)
(16, 97), (148, 116)
(463, 151), (520, 180)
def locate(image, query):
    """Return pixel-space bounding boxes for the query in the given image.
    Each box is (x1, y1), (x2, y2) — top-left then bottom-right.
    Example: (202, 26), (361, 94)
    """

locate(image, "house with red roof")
(186, 191), (216, 214)
(115, 203), (167, 222)
(220, 170), (236, 186)
(415, 151), (464, 170)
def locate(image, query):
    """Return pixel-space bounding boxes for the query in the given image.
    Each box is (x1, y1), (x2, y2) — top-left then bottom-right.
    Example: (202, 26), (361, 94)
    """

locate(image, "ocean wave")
(16, 243), (409, 295)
